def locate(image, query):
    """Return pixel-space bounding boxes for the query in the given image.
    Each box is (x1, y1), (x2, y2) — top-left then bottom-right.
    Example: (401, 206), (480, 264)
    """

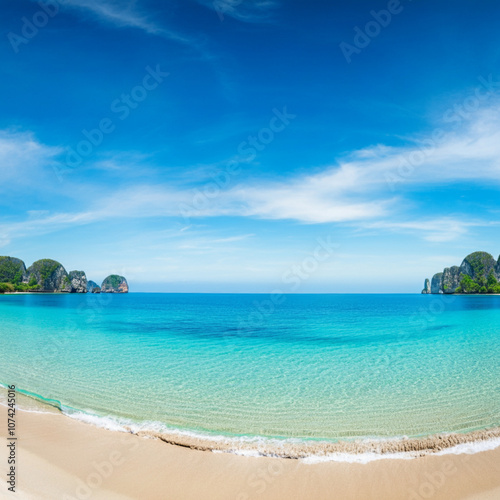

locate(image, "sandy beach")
(1, 408), (499, 500)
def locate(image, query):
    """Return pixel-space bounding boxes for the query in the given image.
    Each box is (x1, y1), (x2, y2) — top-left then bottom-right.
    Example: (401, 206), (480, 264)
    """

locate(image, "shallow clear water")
(0, 293), (499, 445)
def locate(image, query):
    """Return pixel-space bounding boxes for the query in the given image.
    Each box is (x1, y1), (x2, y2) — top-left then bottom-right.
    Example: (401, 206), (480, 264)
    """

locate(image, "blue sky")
(1, 0), (500, 292)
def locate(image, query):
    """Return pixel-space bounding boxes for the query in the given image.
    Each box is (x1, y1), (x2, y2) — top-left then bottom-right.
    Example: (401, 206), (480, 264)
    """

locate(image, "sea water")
(0, 293), (499, 457)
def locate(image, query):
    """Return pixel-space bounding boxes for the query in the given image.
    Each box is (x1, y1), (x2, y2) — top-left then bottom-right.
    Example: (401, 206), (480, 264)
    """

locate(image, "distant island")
(0, 257), (128, 294)
(422, 251), (500, 294)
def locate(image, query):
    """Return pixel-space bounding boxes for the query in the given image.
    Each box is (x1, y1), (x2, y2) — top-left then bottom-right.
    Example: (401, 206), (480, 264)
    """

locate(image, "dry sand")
(1, 408), (499, 500)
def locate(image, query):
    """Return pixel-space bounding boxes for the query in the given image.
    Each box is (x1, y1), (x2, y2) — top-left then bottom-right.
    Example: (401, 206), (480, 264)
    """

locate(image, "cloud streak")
(360, 218), (497, 243)
(49, 0), (201, 48)
(2, 103), (500, 245)
(0, 129), (63, 189)
(195, 0), (280, 23)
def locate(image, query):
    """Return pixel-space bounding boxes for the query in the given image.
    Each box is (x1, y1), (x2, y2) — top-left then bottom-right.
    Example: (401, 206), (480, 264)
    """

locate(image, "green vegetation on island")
(0, 257), (25, 284)
(0, 256), (128, 294)
(0, 257), (38, 292)
(422, 251), (500, 295)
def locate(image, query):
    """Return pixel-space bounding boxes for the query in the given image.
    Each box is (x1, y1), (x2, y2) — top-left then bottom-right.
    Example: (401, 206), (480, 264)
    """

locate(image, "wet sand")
(1, 408), (500, 500)
(136, 426), (500, 459)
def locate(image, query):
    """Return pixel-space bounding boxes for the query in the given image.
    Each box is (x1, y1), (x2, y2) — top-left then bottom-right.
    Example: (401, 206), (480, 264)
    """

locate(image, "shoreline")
(134, 427), (500, 461)
(1, 407), (500, 499)
(3, 386), (500, 463)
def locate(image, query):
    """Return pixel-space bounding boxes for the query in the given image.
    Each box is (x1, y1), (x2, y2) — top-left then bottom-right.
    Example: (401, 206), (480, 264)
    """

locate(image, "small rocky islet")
(0, 256), (128, 294)
(422, 251), (500, 295)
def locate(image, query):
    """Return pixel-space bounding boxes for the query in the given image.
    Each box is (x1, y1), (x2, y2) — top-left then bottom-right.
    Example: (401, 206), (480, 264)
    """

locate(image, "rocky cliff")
(24, 259), (72, 292)
(421, 279), (431, 294)
(442, 266), (462, 294)
(69, 271), (88, 293)
(101, 275), (129, 293)
(431, 273), (443, 294)
(87, 280), (101, 293)
(423, 251), (500, 294)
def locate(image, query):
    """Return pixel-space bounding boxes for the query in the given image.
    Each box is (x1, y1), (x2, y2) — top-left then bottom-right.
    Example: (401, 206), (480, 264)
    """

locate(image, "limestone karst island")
(0, 256), (128, 294)
(422, 251), (500, 294)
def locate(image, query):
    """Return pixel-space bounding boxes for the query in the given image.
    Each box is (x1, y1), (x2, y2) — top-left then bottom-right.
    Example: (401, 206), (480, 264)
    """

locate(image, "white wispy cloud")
(150, 103), (500, 225)
(2, 103), (500, 245)
(360, 218), (497, 243)
(0, 186), (480, 246)
(0, 129), (63, 188)
(64, 0), (161, 33)
(44, 0), (200, 48)
(195, 0), (279, 23)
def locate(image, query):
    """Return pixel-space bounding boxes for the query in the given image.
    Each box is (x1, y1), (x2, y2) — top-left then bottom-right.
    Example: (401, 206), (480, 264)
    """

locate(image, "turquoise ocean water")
(1, 293), (499, 457)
